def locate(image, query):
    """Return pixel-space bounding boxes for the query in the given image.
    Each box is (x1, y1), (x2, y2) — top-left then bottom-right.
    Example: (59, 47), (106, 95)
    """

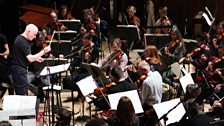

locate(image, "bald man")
(11, 24), (51, 95)
(137, 60), (163, 110)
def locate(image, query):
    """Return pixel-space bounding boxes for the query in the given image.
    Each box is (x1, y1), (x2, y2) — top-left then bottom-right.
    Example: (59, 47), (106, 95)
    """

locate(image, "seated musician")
(42, 10), (66, 40)
(137, 60), (163, 126)
(107, 96), (140, 126)
(154, 6), (173, 34)
(63, 33), (99, 100)
(58, 5), (75, 20)
(80, 8), (100, 47)
(160, 26), (186, 95)
(90, 67), (136, 111)
(98, 38), (130, 82)
(124, 6), (141, 30)
(210, 23), (224, 56)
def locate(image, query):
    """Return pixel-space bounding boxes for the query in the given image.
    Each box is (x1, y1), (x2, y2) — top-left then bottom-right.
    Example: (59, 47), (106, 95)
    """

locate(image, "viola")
(93, 82), (114, 97)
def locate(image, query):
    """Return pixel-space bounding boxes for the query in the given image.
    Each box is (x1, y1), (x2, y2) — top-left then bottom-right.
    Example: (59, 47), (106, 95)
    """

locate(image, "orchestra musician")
(211, 23), (224, 57)
(154, 6), (173, 34)
(58, 5), (75, 20)
(80, 8), (100, 47)
(62, 33), (99, 100)
(137, 60), (163, 126)
(125, 6), (141, 30)
(98, 38), (129, 82)
(107, 96), (140, 126)
(160, 26), (186, 96)
(42, 10), (66, 40)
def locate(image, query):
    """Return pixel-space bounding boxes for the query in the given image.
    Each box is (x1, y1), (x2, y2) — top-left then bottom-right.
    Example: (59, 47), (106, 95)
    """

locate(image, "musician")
(160, 26), (185, 94)
(107, 96), (140, 126)
(58, 5), (74, 20)
(10, 24), (51, 95)
(91, 67), (136, 110)
(211, 23), (224, 55)
(42, 10), (66, 39)
(137, 60), (163, 126)
(137, 60), (163, 110)
(125, 6), (141, 30)
(62, 33), (99, 100)
(80, 8), (100, 47)
(143, 45), (163, 74)
(154, 6), (173, 34)
(98, 38), (129, 82)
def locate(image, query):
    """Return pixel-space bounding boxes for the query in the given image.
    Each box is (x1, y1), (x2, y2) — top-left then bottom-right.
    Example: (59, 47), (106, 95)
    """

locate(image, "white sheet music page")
(179, 73), (195, 93)
(76, 75), (98, 102)
(153, 98), (186, 126)
(107, 90), (143, 114)
(39, 63), (70, 76)
(3, 95), (37, 110)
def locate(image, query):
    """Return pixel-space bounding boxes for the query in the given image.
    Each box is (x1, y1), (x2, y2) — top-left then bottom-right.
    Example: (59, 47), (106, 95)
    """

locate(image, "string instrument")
(101, 50), (124, 69)
(93, 82), (114, 97)
(216, 32), (224, 41)
(135, 74), (147, 88)
(154, 17), (171, 34)
(81, 45), (93, 62)
(159, 39), (179, 55)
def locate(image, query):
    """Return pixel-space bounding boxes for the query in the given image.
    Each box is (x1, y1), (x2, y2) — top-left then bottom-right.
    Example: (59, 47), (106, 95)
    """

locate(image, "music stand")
(39, 63), (70, 126)
(58, 19), (81, 31)
(46, 30), (77, 57)
(117, 25), (141, 50)
(144, 33), (170, 49)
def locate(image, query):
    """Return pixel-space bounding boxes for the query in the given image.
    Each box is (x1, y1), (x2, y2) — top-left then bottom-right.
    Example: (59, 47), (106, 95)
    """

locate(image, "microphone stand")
(157, 101), (182, 126)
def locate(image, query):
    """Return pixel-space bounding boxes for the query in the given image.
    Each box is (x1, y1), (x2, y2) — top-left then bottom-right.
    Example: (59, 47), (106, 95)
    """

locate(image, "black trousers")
(11, 65), (28, 95)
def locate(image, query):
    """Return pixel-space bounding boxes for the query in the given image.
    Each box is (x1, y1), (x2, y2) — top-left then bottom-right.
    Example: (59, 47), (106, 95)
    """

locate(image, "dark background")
(0, 0), (223, 50)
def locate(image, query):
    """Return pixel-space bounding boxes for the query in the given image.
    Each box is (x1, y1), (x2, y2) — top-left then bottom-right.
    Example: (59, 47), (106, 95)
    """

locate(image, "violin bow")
(49, 30), (55, 47)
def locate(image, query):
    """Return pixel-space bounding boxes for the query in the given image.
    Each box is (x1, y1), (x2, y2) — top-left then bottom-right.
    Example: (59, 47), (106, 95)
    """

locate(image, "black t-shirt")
(12, 35), (31, 68)
(0, 33), (7, 53)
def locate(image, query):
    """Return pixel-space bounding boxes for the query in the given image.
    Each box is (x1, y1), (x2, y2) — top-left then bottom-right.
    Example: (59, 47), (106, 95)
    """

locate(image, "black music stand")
(117, 25), (141, 50)
(39, 63), (70, 126)
(46, 31), (77, 58)
(58, 19), (81, 31)
(144, 33), (170, 49)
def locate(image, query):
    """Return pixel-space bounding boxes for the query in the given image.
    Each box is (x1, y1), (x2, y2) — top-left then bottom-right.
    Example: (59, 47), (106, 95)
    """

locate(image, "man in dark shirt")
(11, 24), (51, 95)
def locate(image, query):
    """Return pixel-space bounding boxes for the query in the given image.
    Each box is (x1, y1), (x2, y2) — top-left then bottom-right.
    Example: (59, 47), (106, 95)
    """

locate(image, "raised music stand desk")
(143, 33), (170, 49)
(46, 30), (77, 57)
(117, 25), (141, 50)
(58, 19), (81, 31)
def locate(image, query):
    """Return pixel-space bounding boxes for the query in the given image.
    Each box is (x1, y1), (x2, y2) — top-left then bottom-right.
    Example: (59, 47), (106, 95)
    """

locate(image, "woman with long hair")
(107, 96), (139, 126)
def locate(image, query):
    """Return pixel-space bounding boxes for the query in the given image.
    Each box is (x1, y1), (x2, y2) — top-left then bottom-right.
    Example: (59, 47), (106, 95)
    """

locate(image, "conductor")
(11, 24), (51, 95)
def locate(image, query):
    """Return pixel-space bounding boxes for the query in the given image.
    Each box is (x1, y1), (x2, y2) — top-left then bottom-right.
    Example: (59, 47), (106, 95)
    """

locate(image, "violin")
(93, 82), (114, 97)
(135, 74), (147, 88)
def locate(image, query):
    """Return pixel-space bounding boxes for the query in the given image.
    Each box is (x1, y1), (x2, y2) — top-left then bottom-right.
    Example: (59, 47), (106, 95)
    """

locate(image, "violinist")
(137, 60), (163, 126)
(91, 67), (136, 111)
(125, 6), (141, 30)
(154, 6), (173, 34)
(58, 5), (74, 20)
(98, 38), (129, 82)
(80, 8), (100, 47)
(63, 33), (99, 100)
(42, 10), (66, 40)
(211, 23), (224, 56)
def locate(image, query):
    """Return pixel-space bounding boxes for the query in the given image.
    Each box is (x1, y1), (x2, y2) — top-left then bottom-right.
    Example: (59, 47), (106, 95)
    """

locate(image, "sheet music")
(153, 98), (186, 126)
(39, 63), (70, 76)
(179, 73), (195, 93)
(107, 90), (144, 114)
(76, 75), (98, 102)
(3, 95), (36, 110)
(0, 109), (36, 126)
